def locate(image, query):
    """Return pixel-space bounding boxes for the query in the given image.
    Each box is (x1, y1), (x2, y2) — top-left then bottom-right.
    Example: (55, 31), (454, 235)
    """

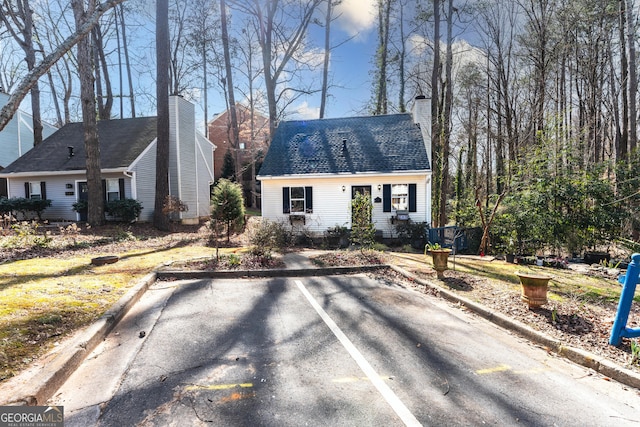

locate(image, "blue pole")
(609, 253), (640, 346)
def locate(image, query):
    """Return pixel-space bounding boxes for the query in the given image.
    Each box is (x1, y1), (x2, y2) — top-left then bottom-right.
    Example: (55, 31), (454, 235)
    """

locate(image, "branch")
(0, 0), (125, 133)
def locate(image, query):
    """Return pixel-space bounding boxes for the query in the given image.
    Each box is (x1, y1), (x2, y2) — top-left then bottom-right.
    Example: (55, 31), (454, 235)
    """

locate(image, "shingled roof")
(258, 114), (430, 177)
(1, 116), (157, 174)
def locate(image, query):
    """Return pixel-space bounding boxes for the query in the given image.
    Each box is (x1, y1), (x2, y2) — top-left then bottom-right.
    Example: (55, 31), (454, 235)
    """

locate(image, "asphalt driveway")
(51, 274), (640, 426)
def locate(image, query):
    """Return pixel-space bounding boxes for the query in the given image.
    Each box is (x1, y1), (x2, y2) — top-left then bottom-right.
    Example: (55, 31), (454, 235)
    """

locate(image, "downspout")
(123, 171), (136, 199)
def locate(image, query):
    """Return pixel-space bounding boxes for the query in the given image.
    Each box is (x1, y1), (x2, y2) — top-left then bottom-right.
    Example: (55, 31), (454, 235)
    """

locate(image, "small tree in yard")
(211, 178), (245, 242)
(350, 192), (376, 248)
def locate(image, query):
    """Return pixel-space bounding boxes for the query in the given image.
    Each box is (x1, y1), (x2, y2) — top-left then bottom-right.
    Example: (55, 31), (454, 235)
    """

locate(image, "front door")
(351, 185), (372, 224)
(77, 182), (88, 221)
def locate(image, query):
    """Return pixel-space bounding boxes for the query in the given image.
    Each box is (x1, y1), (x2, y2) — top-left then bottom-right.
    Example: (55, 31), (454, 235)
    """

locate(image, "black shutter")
(101, 180), (107, 201)
(305, 186), (313, 213)
(24, 182), (30, 198)
(118, 178), (125, 200)
(40, 182), (47, 200)
(383, 184), (391, 212)
(282, 187), (290, 213)
(408, 183), (417, 212)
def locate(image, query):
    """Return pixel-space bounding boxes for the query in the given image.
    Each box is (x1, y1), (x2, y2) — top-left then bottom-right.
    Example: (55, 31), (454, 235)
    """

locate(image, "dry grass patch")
(0, 242), (219, 382)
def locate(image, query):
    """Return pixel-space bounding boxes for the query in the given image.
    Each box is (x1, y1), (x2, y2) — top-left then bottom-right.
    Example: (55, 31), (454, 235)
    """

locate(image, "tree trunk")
(72, 0), (104, 226)
(626, 0), (637, 155)
(374, 0), (392, 115)
(319, 0), (332, 119)
(619, 0), (629, 161)
(153, 0), (171, 231)
(439, 0), (453, 227)
(431, 0), (441, 227)
(220, 0), (241, 183)
(119, 3), (135, 117)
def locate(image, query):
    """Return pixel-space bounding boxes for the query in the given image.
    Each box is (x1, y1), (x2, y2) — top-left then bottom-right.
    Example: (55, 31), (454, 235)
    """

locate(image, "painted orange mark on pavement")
(220, 391), (257, 403)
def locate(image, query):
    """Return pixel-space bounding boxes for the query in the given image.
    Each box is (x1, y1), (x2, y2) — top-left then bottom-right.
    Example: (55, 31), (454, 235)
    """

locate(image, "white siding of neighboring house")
(0, 92), (57, 169)
(195, 133), (215, 218)
(260, 173), (431, 237)
(130, 140), (157, 222)
(170, 96), (200, 222)
(5, 172), (133, 221)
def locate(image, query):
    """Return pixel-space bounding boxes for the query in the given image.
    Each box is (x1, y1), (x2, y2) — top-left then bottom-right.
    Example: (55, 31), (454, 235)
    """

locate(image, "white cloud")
(335, 0), (377, 38)
(292, 101), (320, 120)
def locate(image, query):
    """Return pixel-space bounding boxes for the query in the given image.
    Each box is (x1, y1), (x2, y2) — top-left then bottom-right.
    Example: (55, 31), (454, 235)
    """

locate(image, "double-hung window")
(282, 186), (313, 214)
(290, 187), (305, 213)
(383, 183), (417, 213)
(105, 179), (120, 201)
(25, 181), (45, 200)
(28, 182), (42, 200)
(102, 178), (125, 201)
(391, 184), (408, 211)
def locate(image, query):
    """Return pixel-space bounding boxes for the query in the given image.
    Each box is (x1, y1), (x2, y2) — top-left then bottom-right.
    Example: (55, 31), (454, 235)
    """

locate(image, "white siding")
(131, 141), (157, 222)
(170, 96), (199, 220)
(6, 172), (135, 221)
(0, 92), (57, 168)
(260, 173), (431, 237)
(195, 134), (214, 218)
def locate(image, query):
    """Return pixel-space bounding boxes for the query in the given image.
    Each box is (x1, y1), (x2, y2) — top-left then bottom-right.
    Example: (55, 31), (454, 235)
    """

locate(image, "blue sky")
(205, 0), (381, 123)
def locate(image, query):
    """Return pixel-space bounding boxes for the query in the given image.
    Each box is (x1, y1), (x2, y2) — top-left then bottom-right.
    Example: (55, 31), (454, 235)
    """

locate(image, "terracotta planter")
(430, 249), (451, 279)
(515, 271), (552, 308)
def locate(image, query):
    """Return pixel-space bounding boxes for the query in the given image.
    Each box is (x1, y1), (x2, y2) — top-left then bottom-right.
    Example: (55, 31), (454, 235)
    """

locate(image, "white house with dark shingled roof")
(258, 98), (432, 237)
(0, 96), (215, 223)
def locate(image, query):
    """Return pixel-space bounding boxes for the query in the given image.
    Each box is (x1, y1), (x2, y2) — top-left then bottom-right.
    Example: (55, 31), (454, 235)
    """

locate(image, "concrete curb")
(388, 264), (640, 390)
(0, 273), (157, 406)
(156, 264), (387, 280)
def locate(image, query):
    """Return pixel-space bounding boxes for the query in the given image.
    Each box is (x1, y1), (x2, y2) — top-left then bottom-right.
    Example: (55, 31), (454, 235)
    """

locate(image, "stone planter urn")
(515, 271), (552, 308)
(428, 247), (452, 279)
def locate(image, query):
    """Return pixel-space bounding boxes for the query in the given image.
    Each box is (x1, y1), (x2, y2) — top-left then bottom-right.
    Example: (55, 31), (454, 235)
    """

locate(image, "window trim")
(383, 183), (417, 213)
(282, 186), (313, 214)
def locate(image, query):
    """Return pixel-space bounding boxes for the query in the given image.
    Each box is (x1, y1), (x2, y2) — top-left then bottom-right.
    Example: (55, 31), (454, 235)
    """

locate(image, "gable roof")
(257, 114), (430, 177)
(1, 116), (157, 174)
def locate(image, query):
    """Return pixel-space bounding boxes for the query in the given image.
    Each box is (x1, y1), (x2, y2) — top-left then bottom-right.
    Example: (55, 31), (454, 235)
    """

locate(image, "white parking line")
(295, 280), (422, 427)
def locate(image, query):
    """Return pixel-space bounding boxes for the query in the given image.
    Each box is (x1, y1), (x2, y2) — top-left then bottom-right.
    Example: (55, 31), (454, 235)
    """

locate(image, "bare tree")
(154, 0), (171, 231)
(72, 0), (104, 226)
(0, 39), (23, 93)
(0, 0), (124, 133)
(0, 0), (44, 145)
(230, 0), (323, 136)
(319, 0), (334, 118)
(220, 0), (241, 182)
(373, 0), (393, 115)
(117, 3), (135, 117)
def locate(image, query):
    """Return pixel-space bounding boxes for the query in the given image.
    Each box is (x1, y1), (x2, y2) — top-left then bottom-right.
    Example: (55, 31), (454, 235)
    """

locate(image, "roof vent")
(342, 138), (347, 152)
(67, 146), (74, 158)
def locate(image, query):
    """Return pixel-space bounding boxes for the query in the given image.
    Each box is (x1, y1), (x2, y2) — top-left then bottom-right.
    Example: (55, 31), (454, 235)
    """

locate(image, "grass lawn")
(0, 238), (231, 381)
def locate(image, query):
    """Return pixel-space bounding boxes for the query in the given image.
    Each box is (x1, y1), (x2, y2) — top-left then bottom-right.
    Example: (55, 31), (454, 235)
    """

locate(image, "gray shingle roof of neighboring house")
(257, 114), (430, 177)
(1, 117), (158, 173)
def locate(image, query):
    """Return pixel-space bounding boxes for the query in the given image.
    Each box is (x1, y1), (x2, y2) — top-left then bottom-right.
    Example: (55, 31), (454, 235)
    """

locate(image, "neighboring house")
(0, 96), (215, 223)
(0, 91), (58, 197)
(257, 97), (432, 237)
(208, 104), (270, 206)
